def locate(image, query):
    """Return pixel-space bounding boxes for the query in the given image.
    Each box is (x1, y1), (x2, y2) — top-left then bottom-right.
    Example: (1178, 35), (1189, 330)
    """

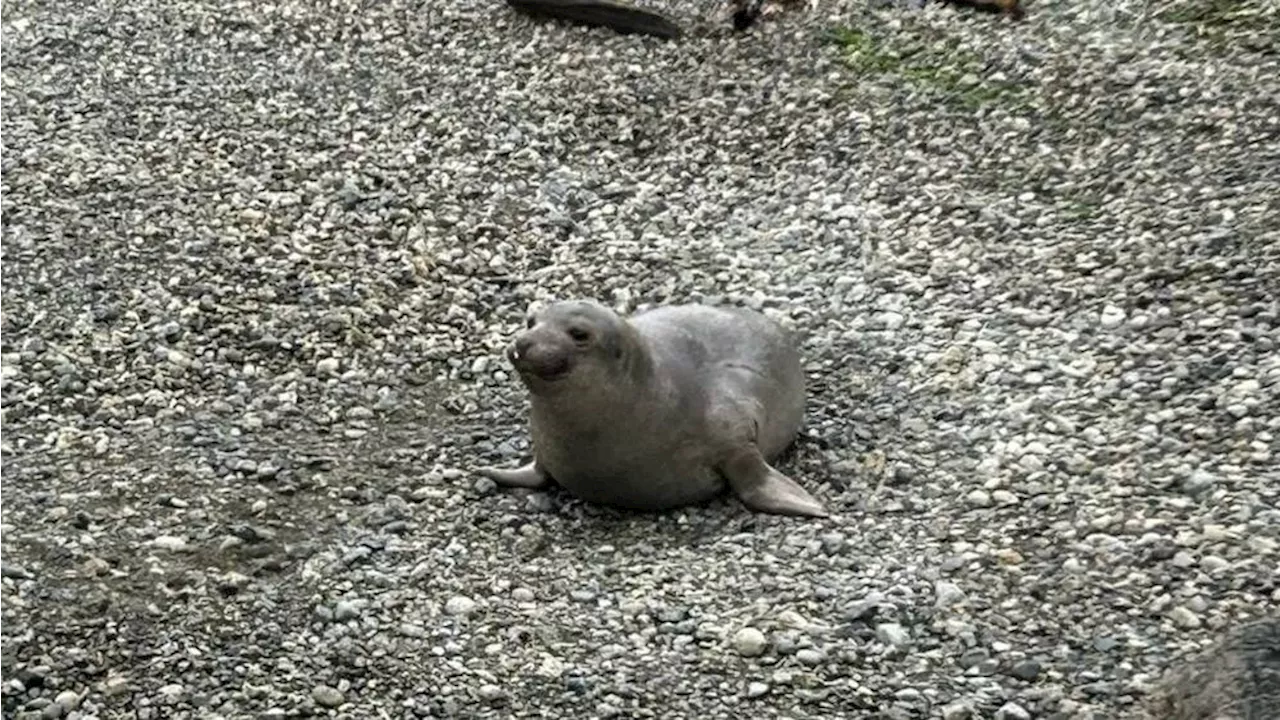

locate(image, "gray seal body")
(475, 300), (828, 518)
(1143, 616), (1280, 720)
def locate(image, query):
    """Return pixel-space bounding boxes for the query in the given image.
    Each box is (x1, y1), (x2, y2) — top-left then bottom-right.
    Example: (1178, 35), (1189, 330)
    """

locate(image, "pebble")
(1202, 525), (1233, 542)
(525, 493), (555, 513)
(53, 691), (79, 713)
(312, 685), (344, 708)
(876, 311), (906, 330)
(991, 490), (1018, 505)
(218, 571), (252, 594)
(876, 623), (911, 649)
(399, 623), (427, 639)
(941, 700), (975, 720)
(966, 489), (992, 507)
(478, 684), (506, 704)
(845, 593), (886, 621)
(996, 548), (1024, 565)
(733, 627), (768, 658)
(895, 688), (923, 702)
(995, 701), (1032, 720)
(1183, 469), (1216, 495)
(1170, 606), (1202, 629)
(795, 648), (826, 666)
(745, 681), (770, 699)
(1009, 660), (1041, 681)
(445, 595), (478, 616)
(1249, 536), (1277, 555)
(819, 532), (846, 554)
(149, 535), (188, 551)
(1099, 305), (1126, 328)
(1, 563), (32, 579)
(1200, 555), (1229, 573)
(935, 581), (966, 608)
(333, 600), (361, 621)
(959, 648), (989, 669)
(315, 358), (340, 377)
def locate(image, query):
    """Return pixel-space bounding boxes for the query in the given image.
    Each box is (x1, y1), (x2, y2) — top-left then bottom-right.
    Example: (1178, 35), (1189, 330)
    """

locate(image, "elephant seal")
(474, 300), (828, 518)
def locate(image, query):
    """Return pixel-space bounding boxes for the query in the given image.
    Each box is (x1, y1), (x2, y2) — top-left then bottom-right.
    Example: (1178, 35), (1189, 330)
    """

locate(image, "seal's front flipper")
(474, 462), (553, 489)
(721, 448), (829, 518)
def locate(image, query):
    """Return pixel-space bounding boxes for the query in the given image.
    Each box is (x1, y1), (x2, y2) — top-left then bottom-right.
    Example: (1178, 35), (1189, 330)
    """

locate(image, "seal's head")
(507, 300), (634, 393)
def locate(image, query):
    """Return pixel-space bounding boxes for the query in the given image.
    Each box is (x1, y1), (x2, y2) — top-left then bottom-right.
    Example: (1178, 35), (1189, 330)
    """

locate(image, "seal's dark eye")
(525, 316), (537, 329)
(568, 327), (590, 343)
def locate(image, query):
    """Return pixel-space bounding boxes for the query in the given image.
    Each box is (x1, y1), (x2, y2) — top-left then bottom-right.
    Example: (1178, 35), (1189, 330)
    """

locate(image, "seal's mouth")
(526, 366), (570, 382)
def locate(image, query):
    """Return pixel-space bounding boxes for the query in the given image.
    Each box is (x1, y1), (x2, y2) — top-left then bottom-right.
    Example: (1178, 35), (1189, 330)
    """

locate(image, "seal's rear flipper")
(721, 448), (829, 518)
(474, 462), (553, 489)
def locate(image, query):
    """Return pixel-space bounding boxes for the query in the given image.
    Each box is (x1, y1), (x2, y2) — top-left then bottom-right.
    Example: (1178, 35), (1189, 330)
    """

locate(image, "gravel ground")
(2, 0), (1278, 718)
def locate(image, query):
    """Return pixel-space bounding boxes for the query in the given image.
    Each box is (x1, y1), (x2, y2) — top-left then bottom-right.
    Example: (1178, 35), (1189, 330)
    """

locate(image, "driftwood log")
(504, 0), (1025, 41)
(506, 0), (683, 39)
(939, 0), (1024, 20)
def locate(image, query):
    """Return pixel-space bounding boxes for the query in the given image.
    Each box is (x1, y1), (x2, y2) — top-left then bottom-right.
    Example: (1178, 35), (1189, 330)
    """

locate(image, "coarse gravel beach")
(1, 0), (1278, 718)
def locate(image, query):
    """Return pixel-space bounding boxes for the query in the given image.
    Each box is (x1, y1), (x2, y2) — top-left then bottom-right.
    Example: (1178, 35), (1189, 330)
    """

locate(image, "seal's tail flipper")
(474, 462), (554, 489)
(506, 0), (684, 40)
(721, 448), (829, 518)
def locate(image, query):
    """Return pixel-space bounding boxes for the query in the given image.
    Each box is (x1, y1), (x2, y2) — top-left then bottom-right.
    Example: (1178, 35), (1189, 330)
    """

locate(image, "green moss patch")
(825, 25), (1030, 111)
(1156, 0), (1279, 55)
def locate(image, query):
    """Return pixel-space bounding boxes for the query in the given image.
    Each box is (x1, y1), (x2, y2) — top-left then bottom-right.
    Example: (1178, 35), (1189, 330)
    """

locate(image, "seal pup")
(475, 300), (829, 518)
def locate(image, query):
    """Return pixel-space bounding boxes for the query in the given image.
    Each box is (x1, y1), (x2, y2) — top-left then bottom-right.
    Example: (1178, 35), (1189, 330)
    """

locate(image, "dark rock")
(1009, 660), (1041, 681)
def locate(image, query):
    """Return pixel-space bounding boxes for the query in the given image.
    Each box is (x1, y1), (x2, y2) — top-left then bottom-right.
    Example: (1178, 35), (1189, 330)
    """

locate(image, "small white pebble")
(1099, 305), (1126, 329)
(732, 627), (767, 657)
(445, 595), (478, 616)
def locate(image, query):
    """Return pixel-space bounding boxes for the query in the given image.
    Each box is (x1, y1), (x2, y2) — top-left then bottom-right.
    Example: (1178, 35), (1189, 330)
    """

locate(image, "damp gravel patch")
(2, 0), (1277, 718)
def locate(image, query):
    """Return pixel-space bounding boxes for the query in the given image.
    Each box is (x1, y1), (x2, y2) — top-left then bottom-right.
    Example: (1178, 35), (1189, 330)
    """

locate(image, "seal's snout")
(508, 333), (573, 382)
